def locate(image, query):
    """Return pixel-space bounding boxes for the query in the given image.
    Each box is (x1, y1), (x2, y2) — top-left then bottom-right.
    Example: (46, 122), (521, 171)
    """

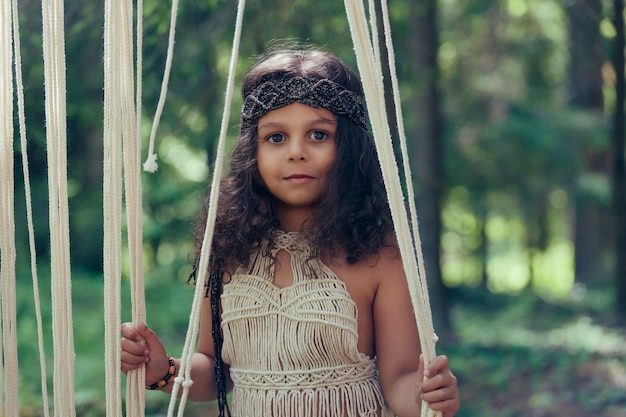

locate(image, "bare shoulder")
(360, 234), (406, 285)
(372, 237), (412, 304)
(326, 234), (404, 287)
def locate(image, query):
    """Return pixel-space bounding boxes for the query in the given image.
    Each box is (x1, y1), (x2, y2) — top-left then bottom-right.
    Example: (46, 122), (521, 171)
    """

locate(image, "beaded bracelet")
(145, 355), (176, 390)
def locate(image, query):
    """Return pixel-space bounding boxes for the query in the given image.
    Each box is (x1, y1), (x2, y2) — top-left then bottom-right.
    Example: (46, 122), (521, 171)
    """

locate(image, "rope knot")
(142, 153), (158, 173)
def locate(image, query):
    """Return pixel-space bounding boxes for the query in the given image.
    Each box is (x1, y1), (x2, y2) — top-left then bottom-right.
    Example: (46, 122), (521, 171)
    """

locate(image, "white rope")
(378, 0), (438, 360)
(166, 1), (247, 416)
(0, 0), (19, 414)
(122, 0), (147, 412)
(103, 0), (126, 416)
(103, 0), (148, 416)
(10, 0), (51, 414)
(342, 1), (440, 416)
(120, 0), (143, 306)
(378, 2), (440, 416)
(367, 0), (381, 66)
(41, 0), (77, 414)
(142, 0), (181, 173)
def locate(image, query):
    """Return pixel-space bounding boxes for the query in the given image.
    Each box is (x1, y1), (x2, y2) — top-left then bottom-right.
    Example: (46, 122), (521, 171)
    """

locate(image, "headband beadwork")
(241, 77), (367, 129)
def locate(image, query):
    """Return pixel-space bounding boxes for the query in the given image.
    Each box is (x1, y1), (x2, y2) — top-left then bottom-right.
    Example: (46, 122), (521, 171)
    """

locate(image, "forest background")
(5, 0), (626, 416)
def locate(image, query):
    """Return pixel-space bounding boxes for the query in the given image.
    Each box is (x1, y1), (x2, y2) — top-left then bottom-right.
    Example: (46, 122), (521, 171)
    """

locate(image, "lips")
(285, 173), (313, 179)
(284, 173), (315, 183)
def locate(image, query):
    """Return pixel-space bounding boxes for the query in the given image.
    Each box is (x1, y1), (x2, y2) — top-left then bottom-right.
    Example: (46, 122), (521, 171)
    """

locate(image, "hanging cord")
(102, 0), (123, 414)
(103, 0), (148, 416)
(165, 1), (247, 416)
(123, 0), (147, 412)
(378, 0), (438, 366)
(366, 0), (381, 66)
(41, 0), (77, 415)
(142, 0), (181, 173)
(103, 1), (125, 415)
(342, 1), (440, 416)
(377, 2), (440, 413)
(0, 0), (19, 415)
(9, 0), (52, 415)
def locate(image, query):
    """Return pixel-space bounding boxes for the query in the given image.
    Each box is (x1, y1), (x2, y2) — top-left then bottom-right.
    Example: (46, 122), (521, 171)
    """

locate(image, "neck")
(275, 204), (317, 232)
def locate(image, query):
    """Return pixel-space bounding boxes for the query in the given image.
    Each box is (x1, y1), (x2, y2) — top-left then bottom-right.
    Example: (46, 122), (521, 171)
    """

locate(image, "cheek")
(255, 149), (269, 179)
(323, 146), (338, 173)
(256, 161), (269, 185)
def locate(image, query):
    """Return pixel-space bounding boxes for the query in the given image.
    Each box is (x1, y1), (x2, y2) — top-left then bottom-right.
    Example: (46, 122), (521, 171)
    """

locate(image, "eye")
(266, 133), (285, 143)
(309, 130), (328, 141)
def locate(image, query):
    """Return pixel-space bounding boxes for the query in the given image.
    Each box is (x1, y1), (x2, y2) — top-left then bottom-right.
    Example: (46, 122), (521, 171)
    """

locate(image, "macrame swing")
(1, 0), (439, 416)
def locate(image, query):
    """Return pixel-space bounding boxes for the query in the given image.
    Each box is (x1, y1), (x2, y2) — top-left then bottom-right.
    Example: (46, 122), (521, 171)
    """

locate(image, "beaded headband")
(241, 77), (367, 129)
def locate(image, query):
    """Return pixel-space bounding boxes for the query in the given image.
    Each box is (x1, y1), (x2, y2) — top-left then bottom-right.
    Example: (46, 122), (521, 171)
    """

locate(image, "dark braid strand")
(209, 265), (231, 417)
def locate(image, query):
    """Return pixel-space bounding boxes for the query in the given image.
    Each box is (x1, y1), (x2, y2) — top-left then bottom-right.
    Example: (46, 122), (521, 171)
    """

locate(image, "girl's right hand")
(120, 322), (171, 386)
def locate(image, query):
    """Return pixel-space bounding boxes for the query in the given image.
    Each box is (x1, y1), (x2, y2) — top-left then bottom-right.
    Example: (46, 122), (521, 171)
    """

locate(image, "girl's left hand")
(415, 354), (460, 417)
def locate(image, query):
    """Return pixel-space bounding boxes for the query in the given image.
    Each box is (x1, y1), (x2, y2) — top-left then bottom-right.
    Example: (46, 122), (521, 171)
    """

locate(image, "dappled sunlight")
(442, 187), (576, 298)
(159, 134), (209, 182)
(531, 240), (575, 300)
(442, 253), (483, 287)
(455, 303), (626, 356)
(486, 251), (530, 293)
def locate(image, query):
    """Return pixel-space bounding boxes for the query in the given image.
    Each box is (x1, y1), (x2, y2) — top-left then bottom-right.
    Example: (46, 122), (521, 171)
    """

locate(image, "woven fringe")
(230, 381), (395, 417)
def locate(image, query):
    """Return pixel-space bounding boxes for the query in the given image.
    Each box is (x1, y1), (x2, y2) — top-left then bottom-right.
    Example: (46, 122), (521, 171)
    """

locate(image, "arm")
(373, 248), (459, 417)
(120, 290), (232, 402)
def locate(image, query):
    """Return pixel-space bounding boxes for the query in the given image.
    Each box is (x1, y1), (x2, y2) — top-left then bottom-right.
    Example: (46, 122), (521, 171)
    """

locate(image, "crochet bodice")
(220, 230), (395, 417)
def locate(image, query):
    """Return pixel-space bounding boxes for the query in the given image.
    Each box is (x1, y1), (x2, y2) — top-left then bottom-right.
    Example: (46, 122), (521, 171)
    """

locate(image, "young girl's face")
(256, 102), (338, 216)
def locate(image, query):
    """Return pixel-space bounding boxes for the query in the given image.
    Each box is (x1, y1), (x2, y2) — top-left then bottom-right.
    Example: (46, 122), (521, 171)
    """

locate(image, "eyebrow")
(258, 117), (338, 131)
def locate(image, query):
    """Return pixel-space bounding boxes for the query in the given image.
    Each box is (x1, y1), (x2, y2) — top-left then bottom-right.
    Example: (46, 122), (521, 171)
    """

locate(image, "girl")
(121, 48), (460, 417)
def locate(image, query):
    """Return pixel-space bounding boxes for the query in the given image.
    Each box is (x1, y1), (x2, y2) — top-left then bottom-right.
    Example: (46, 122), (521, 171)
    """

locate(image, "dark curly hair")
(190, 47), (394, 416)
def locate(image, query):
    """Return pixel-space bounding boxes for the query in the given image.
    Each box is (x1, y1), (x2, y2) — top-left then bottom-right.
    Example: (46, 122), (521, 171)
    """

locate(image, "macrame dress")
(220, 230), (396, 417)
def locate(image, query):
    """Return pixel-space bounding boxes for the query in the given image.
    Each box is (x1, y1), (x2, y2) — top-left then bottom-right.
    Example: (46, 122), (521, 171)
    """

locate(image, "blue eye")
(310, 130), (328, 141)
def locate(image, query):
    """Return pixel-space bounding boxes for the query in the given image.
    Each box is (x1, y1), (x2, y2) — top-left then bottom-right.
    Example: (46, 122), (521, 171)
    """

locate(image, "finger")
(425, 355), (449, 378)
(120, 347), (149, 374)
(413, 354), (426, 404)
(422, 370), (457, 394)
(426, 397), (460, 417)
(121, 336), (149, 355)
(417, 353), (425, 380)
(120, 351), (148, 368)
(120, 322), (141, 342)
(422, 382), (456, 403)
(135, 323), (166, 354)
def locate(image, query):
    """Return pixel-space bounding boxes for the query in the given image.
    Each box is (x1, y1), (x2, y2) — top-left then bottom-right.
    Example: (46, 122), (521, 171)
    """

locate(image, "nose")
(287, 137), (307, 161)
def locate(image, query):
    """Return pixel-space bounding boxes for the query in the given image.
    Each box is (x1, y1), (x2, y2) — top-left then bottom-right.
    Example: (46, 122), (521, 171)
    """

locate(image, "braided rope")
(0, 0), (19, 414)
(165, 2), (248, 416)
(103, 0), (148, 415)
(41, 0), (77, 414)
(142, 0), (181, 173)
(121, 0), (147, 413)
(102, 0), (125, 414)
(342, 1), (440, 416)
(8, 0), (51, 415)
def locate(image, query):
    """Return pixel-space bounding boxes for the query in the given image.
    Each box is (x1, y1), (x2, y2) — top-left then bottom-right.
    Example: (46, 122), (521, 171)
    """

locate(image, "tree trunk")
(612, 0), (626, 318)
(566, 0), (608, 285)
(408, 0), (450, 332)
